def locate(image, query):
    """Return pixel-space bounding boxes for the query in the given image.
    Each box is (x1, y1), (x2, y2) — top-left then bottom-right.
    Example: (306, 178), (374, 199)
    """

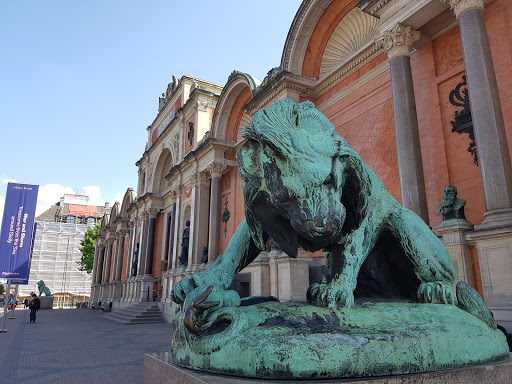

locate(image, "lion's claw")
(418, 281), (454, 304)
(307, 283), (354, 309)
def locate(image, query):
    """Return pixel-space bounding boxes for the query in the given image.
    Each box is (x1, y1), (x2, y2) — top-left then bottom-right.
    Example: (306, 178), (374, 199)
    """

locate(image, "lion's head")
(237, 100), (369, 257)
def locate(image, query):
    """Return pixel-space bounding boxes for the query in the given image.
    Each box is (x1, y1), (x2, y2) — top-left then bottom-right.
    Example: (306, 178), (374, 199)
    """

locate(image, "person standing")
(28, 294), (40, 323)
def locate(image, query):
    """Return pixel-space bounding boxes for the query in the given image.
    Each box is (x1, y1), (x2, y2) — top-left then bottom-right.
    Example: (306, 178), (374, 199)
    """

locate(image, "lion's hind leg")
(391, 209), (455, 305)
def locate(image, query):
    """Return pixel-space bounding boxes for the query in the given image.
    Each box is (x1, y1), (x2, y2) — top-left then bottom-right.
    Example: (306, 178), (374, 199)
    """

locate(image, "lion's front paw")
(418, 281), (454, 304)
(307, 283), (354, 309)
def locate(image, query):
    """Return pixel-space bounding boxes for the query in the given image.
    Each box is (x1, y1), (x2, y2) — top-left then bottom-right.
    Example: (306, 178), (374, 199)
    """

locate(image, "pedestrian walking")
(28, 294), (40, 323)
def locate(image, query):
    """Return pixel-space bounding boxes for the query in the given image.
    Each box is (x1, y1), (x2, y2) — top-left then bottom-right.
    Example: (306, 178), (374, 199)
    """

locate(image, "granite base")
(144, 353), (512, 384)
(39, 297), (53, 310)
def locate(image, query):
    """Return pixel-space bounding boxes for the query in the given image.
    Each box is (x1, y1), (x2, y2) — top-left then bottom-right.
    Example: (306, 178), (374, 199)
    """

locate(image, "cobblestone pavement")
(0, 307), (171, 384)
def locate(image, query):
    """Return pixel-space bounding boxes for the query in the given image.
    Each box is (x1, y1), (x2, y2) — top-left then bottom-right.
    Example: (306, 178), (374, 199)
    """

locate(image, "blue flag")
(0, 183), (39, 282)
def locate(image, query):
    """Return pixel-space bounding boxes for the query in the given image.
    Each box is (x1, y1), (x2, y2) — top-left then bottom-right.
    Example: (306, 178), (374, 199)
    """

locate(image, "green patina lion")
(170, 100), (508, 379)
(171, 99), (455, 309)
(37, 280), (52, 297)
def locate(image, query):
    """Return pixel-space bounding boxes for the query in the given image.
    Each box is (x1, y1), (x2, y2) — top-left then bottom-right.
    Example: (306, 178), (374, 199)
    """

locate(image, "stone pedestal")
(437, 218), (475, 288)
(137, 275), (157, 302)
(144, 353), (512, 384)
(111, 280), (123, 301)
(242, 252), (271, 297)
(268, 250), (310, 302)
(466, 226), (512, 325)
(38, 297), (53, 310)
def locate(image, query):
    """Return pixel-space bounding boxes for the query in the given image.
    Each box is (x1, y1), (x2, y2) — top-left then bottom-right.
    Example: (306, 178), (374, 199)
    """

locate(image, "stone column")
(442, 0), (512, 227)
(114, 230), (127, 281)
(207, 163), (226, 262)
(144, 210), (158, 275)
(171, 195), (181, 269)
(95, 244), (105, 289)
(189, 173), (211, 269)
(442, 0), (512, 325)
(376, 24), (429, 223)
(167, 201), (177, 269)
(112, 229), (127, 301)
(125, 223), (135, 280)
(91, 244), (100, 285)
(102, 239), (113, 283)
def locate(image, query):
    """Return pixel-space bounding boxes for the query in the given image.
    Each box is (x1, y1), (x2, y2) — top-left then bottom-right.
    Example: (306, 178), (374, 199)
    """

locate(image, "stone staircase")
(103, 302), (165, 324)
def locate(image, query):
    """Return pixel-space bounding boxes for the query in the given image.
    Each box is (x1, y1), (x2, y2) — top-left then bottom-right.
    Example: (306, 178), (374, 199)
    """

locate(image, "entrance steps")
(103, 302), (164, 324)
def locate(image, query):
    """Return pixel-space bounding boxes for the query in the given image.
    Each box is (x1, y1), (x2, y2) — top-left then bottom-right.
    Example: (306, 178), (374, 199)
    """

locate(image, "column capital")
(147, 207), (159, 219)
(440, 0), (486, 19)
(207, 162), (228, 178)
(193, 172), (211, 187)
(376, 23), (421, 60)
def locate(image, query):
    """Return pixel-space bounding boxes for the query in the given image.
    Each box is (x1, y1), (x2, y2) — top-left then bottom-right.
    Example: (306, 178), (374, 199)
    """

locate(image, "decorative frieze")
(375, 23), (421, 60)
(440, 0), (486, 19)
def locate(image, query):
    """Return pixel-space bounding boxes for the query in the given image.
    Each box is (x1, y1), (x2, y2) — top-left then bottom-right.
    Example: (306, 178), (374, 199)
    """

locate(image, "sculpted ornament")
(375, 23), (420, 59)
(170, 100), (508, 379)
(440, 0), (486, 18)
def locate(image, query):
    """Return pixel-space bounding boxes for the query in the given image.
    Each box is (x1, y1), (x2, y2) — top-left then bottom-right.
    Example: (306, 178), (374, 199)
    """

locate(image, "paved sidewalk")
(0, 307), (171, 384)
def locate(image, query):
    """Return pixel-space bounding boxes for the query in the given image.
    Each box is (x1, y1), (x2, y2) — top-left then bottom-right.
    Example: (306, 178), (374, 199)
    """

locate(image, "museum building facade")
(90, 0), (512, 325)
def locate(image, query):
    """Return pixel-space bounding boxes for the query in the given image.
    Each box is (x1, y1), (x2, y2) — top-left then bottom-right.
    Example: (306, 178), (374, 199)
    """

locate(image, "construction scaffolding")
(18, 221), (92, 306)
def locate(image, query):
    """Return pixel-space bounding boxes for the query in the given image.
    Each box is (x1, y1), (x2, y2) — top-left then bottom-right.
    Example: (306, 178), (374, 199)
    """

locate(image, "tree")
(0, 283), (4, 295)
(78, 223), (100, 274)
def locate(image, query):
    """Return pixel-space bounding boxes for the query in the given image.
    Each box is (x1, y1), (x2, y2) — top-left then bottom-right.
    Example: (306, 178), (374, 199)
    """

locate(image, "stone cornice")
(357, 0), (396, 17)
(375, 23), (421, 59)
(244, 72), (315, 115)
(440, 0), (487, 19)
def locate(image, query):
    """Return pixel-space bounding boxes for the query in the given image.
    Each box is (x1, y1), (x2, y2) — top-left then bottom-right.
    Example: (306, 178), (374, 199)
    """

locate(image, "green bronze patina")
(37, 280), (52, 297)
(170, 100), (509, 379)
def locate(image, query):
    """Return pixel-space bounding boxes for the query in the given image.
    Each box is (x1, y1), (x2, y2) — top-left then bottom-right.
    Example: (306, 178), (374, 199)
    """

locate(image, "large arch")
(211, 71), (260, 140)
(120, 188), (136, 219)
(151, 148), (173, 195)
(110, 202), (120, 223)
(99, 213), (110, 236)
(281, 0), (364, 79)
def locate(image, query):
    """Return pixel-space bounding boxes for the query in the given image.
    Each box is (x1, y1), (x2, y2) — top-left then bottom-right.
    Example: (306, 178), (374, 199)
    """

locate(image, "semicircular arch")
(120, 188), (136, 218)
(212, 72), (260, 140)
(152, 148), (173, 195)
(281, 0), (361, 78)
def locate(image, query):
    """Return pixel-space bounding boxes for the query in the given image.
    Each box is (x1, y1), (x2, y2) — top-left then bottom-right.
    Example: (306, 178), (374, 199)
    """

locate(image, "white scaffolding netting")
(18, 221), (92, 299)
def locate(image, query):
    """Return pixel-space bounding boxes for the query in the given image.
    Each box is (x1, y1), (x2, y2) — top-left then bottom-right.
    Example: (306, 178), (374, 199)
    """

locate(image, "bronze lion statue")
(171, 99), (455, 310)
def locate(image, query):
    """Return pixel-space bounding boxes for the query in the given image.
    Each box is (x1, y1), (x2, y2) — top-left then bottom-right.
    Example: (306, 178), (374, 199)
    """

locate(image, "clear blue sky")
(0, 0), (303, 219)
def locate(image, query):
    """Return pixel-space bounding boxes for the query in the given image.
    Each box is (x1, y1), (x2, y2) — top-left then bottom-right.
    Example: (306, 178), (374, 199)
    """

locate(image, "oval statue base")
(171, 301), (509, 380)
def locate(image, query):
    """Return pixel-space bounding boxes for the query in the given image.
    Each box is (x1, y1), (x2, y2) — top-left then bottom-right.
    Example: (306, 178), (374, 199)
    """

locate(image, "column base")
(475, 208), (512, 231)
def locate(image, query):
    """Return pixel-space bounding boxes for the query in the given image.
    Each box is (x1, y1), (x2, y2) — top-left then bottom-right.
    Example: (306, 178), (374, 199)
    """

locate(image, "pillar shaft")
(458, 9), (512, 216)
(167, 203), (177, 268)
(91, 245), (100, 284)
(102, 240), (113, 283)
(95, 246), (105, 285)
(377, 23), (428, 223)
(115, 232), (126, 281)
(208, 176), (222, 262)
(390, 55), (429, 222)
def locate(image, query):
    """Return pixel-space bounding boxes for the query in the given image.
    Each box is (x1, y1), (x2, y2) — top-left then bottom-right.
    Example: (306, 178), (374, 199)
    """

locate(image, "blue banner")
(0, 183), (39, 282)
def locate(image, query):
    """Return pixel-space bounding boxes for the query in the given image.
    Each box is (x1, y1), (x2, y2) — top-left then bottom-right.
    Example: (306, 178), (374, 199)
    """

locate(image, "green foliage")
(77, 223), (100, 274)
(0, 283), (4, 295)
